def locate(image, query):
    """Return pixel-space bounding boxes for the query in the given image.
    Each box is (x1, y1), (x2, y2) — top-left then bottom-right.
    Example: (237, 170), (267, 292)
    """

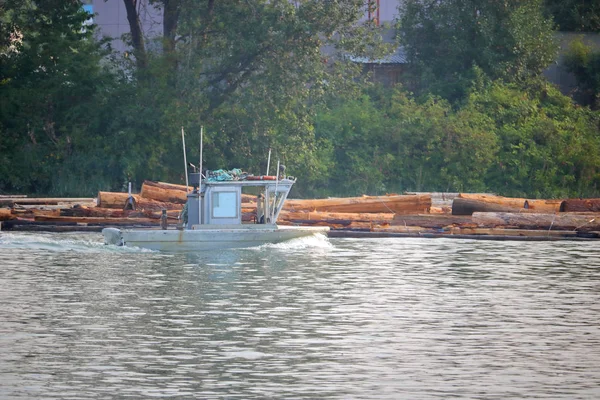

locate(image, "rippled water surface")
(1, 232), (600, 399)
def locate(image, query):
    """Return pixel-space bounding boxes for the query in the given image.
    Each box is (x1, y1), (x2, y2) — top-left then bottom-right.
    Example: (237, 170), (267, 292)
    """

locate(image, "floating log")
(372, 225), (436, 234)
(445, 227), (582, 238)
(472, 212), (600, 231)
(0, 208), (15, 221)
(154, 181), (192, 192)
(430, 206), (452, 214)
(140, 181), (188, 203)
(0, 197), (95, 207)
(452, 198), (526, 215)
(3, 224), (104, 232)
(11, 208), (61, 218)
(34, 215), (160, 226)
(458, 193), (526, 207)
(283, 194), (431, 214)
(0, 218), (154, 232)
(60, 206), (181, 220)
(392, 214), (474, 229)
(405, 192), (462, 207)
(559, 198), (600, 212)
(279, 210), (394, 223)
(328, 230), (597, 241)
(97, 191), (182, 211)
(523, 199), (563, 213)
(453, 196), (564, 215)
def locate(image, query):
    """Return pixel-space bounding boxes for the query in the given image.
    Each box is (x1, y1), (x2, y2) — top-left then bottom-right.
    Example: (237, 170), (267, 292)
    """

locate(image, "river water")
(1, 232), (599, 399)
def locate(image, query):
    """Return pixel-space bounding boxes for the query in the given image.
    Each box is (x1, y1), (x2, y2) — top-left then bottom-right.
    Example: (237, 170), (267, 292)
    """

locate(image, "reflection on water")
(1, 232), (600, 399)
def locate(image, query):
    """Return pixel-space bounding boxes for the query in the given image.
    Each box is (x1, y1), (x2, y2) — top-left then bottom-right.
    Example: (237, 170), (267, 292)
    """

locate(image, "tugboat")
(102, 169), (329, 251)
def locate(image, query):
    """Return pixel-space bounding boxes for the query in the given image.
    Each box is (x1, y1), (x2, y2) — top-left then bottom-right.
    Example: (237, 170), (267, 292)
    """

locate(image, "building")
(84, 0), (162, 53)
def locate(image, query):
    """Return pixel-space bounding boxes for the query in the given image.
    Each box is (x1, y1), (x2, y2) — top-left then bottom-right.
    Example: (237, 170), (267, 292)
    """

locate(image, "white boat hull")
(102, 225), (329, 251)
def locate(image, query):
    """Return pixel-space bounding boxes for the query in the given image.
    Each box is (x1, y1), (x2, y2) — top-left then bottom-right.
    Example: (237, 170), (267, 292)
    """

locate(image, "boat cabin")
(184, 172), (294, 229)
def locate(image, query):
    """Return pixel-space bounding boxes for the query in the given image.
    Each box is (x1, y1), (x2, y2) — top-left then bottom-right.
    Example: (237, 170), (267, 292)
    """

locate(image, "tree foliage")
(313, 80), (600, 198)
(545, 0), (600, 32)
(1, 0), (600, 200)
(397, 0), (557, 101)
(564, 36), (600, 109)
(0, 0), (130, 194)
(116, 0), (386, 189)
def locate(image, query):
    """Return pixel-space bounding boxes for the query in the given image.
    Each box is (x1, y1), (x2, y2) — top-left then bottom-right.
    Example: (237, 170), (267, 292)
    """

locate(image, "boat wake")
(0, 232), (153, 253)
(253, 233), (332, 251)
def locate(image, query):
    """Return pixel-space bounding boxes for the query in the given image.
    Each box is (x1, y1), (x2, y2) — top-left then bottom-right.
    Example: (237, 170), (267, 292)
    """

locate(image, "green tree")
(385, 90), (497, 192)
(397, 0), (558, 102)
(467, 79), (600, 197)
(116, 0), (386, 189)
(544, 0), (600, 32)
(564, 36), (600, 109)
(313, 87), (499, 195)
(0, 0), (127, 195)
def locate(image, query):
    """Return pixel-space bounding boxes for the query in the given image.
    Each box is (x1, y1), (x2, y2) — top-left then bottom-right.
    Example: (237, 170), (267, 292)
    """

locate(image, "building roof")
(349, 46), (407, 64)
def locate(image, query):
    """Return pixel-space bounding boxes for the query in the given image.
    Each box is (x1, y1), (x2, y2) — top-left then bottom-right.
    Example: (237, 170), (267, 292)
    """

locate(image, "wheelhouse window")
(211, 191), (238, 218)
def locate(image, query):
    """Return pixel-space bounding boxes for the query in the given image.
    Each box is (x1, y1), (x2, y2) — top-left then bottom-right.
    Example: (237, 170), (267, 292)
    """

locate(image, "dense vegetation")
(1, 0), (600, 198)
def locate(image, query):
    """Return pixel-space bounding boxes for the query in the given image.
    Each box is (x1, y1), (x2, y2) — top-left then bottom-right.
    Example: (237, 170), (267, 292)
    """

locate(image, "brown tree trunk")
(162, 0), (180, 56)
(97, 191), (182, 211)
(452, 198), (526, 215)
(34, 216), (160, 225)
(279, 211), (394, 225)
(392, 214), (475, 229)
(458, 193), (526, 208)
(123, 0), (147, 69)
(372, 225), (434, 233)
(60, 206), (180, 220)
(523, 199), (563, 213)
(283, 194), (431, 214)
(445, 227), (580, 238)
(0, 208), (15, 221)
(559, 199), (600, 212)
(472, 212), (600, 231)
(140, 182), (188, 203)
(0, 197), (95, 207)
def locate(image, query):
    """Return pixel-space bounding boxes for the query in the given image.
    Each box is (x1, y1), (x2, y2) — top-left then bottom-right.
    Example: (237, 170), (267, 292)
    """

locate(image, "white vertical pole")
(182, 127), (189, 191)
(266, 148), (272, 176)
(198, 126), (203, 225)
(272, 159), (280, 222)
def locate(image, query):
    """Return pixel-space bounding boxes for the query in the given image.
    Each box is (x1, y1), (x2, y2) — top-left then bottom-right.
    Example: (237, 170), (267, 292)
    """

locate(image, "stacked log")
(0, 208), (15, 221)
(372, 225), (435, 234)
(283, 194), (431, 214)
(452, 194), (563, 215)
(452, 194), (526, 215)
(280, 210), (394, 223)
(34, 216), (162, 225)
(140, 181), (189, 203)
(523, 199), (562, 213)
(0, 197), (95, 207)
(445, 227), (580, 238)
(559, 198), (600, 212)
(391, 214), (475, 229)
(60, 206), (181, 220)
(97, 191), (182, 211)
(2, 182), (598, 240)
(472, 212), (600, 232)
